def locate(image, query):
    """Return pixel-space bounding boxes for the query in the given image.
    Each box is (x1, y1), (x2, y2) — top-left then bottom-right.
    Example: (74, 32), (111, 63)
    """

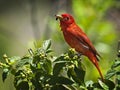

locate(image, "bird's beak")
(55, 15), (63, 20)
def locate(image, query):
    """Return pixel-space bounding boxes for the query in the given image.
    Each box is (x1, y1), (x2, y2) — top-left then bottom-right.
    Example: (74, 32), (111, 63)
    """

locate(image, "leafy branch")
(0, 39), (120, 90)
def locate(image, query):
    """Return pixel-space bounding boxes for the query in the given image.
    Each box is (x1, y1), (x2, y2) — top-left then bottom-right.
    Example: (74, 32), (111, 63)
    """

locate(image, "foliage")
(0, 39), (120, 90)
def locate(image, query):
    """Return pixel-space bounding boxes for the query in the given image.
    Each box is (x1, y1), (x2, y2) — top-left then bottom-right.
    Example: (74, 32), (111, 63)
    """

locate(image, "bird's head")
(55, 13), (75, 26)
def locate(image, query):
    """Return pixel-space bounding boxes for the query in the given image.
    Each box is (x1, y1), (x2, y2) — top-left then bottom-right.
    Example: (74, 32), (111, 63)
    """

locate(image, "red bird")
(55, 13), (103, 80)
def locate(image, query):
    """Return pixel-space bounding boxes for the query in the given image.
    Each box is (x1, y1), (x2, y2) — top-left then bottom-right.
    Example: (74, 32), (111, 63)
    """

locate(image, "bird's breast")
(63, 30), (89, 54)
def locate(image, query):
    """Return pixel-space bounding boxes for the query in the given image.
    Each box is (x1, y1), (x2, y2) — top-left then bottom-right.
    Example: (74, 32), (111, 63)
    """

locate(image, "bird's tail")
(88, 54), (104, 81)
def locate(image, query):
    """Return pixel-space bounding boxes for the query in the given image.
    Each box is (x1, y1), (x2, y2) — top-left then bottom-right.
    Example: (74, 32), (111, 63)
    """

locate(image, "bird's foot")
(75, 53), (82, 60)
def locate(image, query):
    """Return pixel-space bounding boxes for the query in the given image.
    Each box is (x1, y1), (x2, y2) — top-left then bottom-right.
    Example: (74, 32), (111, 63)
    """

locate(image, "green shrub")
(0, 40), (120, 90)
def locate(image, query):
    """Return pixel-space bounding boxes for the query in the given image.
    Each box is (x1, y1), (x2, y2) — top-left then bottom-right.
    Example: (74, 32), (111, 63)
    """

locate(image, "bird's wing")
(69, 26), (101, 59)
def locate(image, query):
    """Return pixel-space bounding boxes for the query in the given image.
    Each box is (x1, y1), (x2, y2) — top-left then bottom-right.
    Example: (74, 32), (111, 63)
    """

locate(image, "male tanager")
(55, 13), (103, 80)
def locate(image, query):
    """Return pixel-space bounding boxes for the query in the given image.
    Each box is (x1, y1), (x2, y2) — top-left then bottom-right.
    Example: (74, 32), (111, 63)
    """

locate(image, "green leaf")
(62, 85), (77, 90)
(67, 66), (81, 84)
(9, 56), (20, 64)
(116, 86), (120, 90)
(16, 81), (29, 90)
(15, 58), (32, 69)
(53, 62), (66, 76)
(112, 60), (120, 68)
(43, 59), (52, 74)
(33, 55), (40, 64)
(48, 76), (74, 85)
(105, 69), (116, 79)
(15, 70), (23, 76)
(31, 77), (43, 90)
(104, 79), (115, 90)
(93, 82), (103, 89)
(51, 84), (77, 90)
(67, 67), (72, 78)
(46, 49), (53, 53)
(67, 64), (85, 85)
(93, 80), (115, 90)
(98, 79), (109, 90)
(74, 66), (85, 83)
(85, 80), (94, 86)
(2, 68), (9, 82)
(116, 71), (120, 75)
(53, 55), (70, 64)
(51, 85), (69, 90)
(53, 55), (65, 62)
(42, 39), (51, 50)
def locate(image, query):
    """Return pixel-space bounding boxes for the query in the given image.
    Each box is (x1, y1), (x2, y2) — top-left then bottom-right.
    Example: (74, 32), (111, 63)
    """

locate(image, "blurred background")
(0, 0), (120, 90)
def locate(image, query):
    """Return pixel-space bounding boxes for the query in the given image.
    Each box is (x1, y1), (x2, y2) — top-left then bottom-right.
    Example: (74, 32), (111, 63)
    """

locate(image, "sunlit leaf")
(42, 39), (51, 50)
(62, 85), (77, 90)
(9, 56), (20, 65)
(80, 85), (88, 90)
(98, 79), (109, 90)
(85, 80), (94, 87)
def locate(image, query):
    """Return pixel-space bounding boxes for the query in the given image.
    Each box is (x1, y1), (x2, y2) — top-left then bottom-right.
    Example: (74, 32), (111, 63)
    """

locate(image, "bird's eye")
(64, 17), (69, 21)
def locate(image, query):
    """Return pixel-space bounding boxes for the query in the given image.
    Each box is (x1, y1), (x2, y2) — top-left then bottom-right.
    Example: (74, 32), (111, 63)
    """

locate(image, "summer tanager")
(55, 13), (103, 80)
